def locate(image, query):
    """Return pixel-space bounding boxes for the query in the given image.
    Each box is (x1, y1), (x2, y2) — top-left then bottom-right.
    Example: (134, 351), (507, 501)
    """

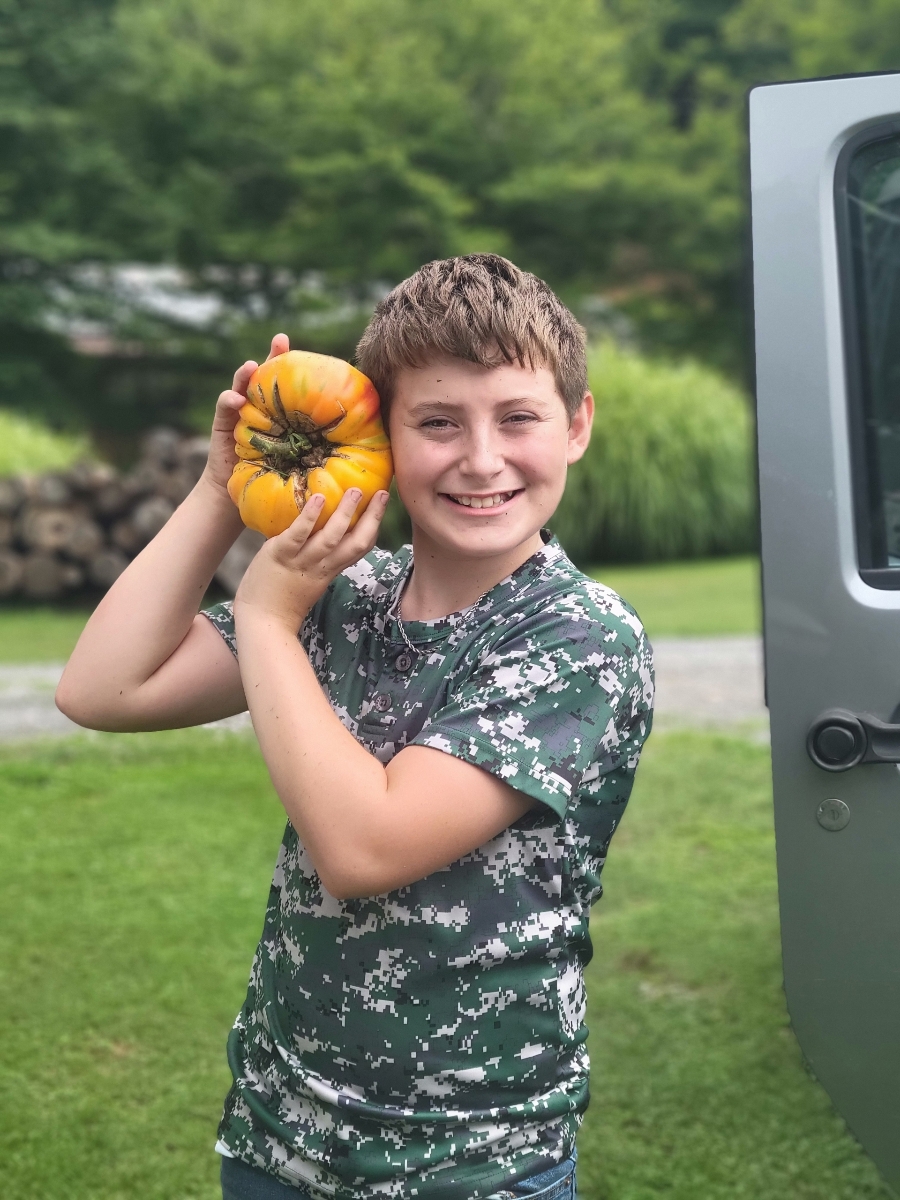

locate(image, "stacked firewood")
(0, 428), (264, 599)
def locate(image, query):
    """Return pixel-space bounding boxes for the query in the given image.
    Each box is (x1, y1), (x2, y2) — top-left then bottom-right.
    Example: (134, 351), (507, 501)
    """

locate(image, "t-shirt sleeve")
(409, 599), (654, 820)
(201, 592), (330, 660)
(202, 599), (237, 658)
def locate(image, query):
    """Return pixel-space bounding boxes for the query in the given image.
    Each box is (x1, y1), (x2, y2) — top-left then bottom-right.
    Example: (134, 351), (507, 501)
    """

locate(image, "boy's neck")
(400, 529), (545, 621)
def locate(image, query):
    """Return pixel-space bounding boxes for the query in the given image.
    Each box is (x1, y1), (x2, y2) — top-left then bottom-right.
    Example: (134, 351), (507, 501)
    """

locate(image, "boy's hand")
(200, 332), (291, 501)
(234, 486), (392, 631)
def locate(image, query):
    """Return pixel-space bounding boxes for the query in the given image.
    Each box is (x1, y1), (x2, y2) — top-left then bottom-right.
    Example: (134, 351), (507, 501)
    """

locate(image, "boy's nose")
(459, 430), (504, 479)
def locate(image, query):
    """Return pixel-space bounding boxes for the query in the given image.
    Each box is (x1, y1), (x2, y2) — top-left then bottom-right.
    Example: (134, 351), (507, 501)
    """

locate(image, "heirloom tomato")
(228, 351), (393, 538)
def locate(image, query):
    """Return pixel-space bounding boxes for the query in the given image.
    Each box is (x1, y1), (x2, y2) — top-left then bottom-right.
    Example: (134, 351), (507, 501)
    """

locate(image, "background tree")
(3, 0), (899, 449)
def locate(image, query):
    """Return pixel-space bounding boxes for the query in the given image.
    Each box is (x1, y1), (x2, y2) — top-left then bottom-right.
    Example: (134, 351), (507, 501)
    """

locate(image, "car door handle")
(808, 708), (900, 771)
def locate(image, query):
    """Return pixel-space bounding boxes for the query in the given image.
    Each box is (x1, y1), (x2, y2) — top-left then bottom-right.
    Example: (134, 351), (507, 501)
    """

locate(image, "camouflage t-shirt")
(203, 533), (654, 1200)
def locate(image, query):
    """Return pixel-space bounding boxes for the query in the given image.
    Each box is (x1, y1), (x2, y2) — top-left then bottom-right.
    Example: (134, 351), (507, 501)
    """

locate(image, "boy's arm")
(56, 480), (246, 731)
(233, 488), (535, 900)
(55, 345), (288, 731)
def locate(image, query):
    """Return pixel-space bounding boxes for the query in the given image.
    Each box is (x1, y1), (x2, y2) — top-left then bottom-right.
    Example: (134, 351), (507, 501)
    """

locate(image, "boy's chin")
(413, 514), (546, 559)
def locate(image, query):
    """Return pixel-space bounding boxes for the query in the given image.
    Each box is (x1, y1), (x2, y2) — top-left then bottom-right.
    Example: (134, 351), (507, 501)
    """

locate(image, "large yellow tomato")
(227, 351), (393, 538)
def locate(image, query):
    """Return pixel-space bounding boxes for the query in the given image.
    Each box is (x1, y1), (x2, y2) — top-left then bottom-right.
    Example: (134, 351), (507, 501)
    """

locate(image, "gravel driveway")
(0, 636), (767, 743)
(651, 636), (767, 733)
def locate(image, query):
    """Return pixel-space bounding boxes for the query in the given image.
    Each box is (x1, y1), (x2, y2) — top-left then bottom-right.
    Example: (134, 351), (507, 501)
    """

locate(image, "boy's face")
(389, 357), (592, 563)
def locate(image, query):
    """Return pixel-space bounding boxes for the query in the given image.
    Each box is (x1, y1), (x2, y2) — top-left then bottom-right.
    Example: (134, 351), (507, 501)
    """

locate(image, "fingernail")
(348, 488), (362, 503)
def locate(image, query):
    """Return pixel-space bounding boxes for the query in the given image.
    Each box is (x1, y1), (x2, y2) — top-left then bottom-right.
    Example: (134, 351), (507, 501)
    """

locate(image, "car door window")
(839, 127), (900, 584)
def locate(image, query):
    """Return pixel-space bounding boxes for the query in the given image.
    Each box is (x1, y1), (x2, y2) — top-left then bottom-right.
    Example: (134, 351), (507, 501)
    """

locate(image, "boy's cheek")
(390, 438), (445, 492)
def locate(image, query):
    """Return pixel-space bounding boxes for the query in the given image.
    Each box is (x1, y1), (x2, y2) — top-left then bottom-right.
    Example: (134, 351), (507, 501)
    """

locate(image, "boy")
(57, 254), (654, 1200)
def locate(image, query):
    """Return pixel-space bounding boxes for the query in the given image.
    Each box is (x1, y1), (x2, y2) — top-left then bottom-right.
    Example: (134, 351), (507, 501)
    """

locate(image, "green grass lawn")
(0, 604), (96, 663)
(0, 729), (887, 1199)
(593, 556), (760, 638)
(0, 556), (760, 664)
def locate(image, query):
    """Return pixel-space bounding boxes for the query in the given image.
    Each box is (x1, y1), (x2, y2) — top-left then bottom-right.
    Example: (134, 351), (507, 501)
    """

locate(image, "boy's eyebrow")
(406, 395), (550, 416)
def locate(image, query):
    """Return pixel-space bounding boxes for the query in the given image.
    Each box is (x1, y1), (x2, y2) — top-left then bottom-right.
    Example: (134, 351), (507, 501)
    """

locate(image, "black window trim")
(834, 117), (900, 590)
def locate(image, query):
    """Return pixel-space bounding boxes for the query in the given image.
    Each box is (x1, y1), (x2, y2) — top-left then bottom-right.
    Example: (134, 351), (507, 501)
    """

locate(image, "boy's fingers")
(279, 488), (386, 568)
(232, 360), (258, 394)
(347, 491), (389, 545)
(342, 511), (382, 562)
(316, 489), (363, 551)
(288, 494), (326, 542)
(266, 333), (290, 361)
(269, 493), (325, 556)
(216, 389), (247, 412)
(370, 490), (392, 519)
(211, 389), (247, 432)
(326, 491), (388, 567)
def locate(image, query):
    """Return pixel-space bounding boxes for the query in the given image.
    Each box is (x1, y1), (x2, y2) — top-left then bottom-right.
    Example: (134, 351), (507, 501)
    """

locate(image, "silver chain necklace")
(386, 536), (554, 657)
(386, 557), (418, 657)
(385, 556), (491, 656)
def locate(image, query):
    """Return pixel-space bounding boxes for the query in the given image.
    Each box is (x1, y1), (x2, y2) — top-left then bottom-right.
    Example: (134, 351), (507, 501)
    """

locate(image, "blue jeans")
(220, 1150), (577, 1199)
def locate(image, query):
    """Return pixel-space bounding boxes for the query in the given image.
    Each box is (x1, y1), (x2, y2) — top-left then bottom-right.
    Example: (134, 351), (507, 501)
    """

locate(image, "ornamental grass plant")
(550, 342), (756, 564)
(0, 412), (91, 477)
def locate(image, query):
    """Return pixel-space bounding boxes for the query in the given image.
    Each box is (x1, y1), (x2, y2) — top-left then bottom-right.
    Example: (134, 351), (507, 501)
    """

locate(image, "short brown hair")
(355, 254), (588, 422)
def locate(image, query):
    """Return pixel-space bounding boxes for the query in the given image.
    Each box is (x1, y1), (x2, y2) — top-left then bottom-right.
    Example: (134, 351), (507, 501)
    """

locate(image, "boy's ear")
(566, 392), (594, 465)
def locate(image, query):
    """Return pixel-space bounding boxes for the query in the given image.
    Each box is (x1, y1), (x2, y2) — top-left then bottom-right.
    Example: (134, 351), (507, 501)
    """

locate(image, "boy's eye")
(418, 411), (539, 430)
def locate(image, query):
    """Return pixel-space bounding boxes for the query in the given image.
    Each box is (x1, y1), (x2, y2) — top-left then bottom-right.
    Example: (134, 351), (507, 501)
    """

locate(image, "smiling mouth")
(444, 490), (521, 509)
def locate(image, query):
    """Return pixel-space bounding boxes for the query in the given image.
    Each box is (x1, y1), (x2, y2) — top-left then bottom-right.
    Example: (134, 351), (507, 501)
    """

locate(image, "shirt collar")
(380, 531), (565, 645)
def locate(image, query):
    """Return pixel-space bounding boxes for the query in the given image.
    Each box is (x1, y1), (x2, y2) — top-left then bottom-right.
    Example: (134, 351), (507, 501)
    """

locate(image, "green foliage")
(100, 0), (761, 372)
(0, 729), (888, 1197)
(0, 0), (756, 443)
(0, 0), (134, 424)
(5, 0), (900, 442)
(0, 413), (91, 476)
(739, 0), (900, 80)
(551, 342), (756, 563)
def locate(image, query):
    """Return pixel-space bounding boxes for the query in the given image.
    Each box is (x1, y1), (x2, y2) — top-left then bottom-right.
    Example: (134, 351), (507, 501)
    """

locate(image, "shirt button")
(395, 652), (414, 673)
(373, 692), (393, 713)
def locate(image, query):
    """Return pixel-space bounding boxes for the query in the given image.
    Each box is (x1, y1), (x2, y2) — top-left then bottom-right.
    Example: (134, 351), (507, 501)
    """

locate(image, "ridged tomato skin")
(228, 351), (393, 538)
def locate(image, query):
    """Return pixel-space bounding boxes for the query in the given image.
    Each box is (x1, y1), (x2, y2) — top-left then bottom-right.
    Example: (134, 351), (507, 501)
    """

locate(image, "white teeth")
(451, 492), (514, 508)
